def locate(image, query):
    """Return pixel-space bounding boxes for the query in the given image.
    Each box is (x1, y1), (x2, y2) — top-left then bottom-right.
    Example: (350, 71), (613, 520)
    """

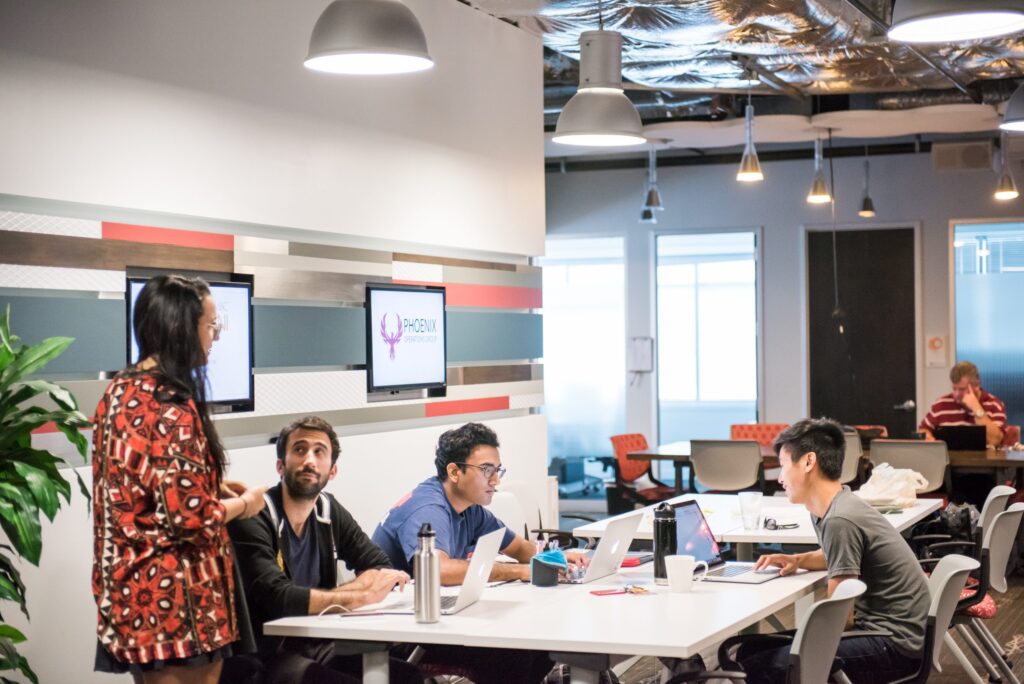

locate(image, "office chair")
(688, 440), (764, 493)
(607, 434), (675, 513)
(868, 439), (950, 495)
(730, 423), (788, 447)
(839, 429), (865, 487)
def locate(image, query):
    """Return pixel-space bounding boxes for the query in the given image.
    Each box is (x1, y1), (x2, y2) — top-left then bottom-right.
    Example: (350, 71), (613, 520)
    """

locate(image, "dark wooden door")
(808, 228), (917, 438)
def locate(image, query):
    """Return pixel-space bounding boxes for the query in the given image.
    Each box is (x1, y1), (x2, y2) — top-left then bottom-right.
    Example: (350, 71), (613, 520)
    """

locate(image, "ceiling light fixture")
(644, 148), (664, 211)
(736, 86), (764, 183)
(639, 207), (657, 224)
(304, 0), (434, 75)
(1000, 80), (1024, 131)
(807, 138), (831, 204)
(889, 0), (1024, 43)
(553, 4), (645, 147)
(995, 132), (1019, 201)
(858, 155), (876, 218)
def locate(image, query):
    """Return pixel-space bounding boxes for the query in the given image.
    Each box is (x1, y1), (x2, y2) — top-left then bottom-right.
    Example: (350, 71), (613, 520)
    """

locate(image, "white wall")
(0, 0), (545, 257)
(546, 151), (1024, 431)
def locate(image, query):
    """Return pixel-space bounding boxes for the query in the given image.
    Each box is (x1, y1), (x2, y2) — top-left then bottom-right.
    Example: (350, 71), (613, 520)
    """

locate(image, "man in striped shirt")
(919, 361), (1006, 448)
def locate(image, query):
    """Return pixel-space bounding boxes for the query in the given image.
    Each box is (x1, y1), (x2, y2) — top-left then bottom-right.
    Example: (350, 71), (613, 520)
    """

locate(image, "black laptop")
(934, 425), (986, 451)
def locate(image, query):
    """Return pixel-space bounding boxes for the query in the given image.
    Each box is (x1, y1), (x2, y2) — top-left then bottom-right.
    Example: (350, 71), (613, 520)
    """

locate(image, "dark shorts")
(94, 640), (236, 675)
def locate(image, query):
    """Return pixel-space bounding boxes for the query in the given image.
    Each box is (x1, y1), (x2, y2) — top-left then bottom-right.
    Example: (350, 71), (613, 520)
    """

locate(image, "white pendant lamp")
(807, 139), (831, 204)
(553, 30), (645, 147)
(889, 0), (1024, 43)
(995, 133), (1020, 200)
(858, 158), (876, 218)
(644, 148), (664, 211)
(1000, 81), (1024, 131)
(304, 0), (434, 75)
(736, 87), (763, 182)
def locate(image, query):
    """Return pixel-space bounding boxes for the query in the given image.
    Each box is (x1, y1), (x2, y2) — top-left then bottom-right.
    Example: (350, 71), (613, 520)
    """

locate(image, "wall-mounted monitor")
(365, 283), (447, 394)
(127, 274), (255, 412)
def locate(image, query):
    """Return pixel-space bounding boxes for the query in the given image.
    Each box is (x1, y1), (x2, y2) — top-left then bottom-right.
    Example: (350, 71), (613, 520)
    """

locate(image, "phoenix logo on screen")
(379, 313), (403, 360)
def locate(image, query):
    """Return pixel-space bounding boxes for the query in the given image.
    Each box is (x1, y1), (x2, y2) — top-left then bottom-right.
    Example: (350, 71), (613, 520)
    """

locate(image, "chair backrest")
(926, 554), (981, 671)
(484, 491), (527, 541)
(610, 433), (650, 483)
(496, 479), (543, 541)
(977, 485), (1016, 538)
(868, 440), (949, 493)
(1002, 424), (1021, 447)
(689, 440), (762, 492)
(839, 431), (864, 485)
(730, 423), (788, 447)
(789, 579), (866, 684)
(983, 503), (1024, 594)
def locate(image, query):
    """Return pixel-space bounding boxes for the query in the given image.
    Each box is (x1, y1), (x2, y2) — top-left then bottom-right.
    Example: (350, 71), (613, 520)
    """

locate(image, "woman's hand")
(220, 480), (249, 498)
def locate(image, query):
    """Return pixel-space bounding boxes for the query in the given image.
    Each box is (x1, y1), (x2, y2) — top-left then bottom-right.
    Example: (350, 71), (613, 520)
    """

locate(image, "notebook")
(346, 527), (505, 615)
(560, 513), (642, 584)
(934, 425), (987, 451)
(673, 500), (780, 584)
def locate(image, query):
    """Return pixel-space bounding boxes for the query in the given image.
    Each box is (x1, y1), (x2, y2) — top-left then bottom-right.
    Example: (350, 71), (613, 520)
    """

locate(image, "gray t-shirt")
(812, 487), (930, 657)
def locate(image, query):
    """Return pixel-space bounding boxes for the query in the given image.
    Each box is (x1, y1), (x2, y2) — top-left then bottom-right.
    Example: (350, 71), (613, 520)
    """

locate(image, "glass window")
(540, 238), (626, 460)
(656, 232), (758, 443)
(952, 222), (1024, 429)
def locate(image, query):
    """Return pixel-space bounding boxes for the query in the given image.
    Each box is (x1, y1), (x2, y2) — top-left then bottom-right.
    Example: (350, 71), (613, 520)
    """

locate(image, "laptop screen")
(674, 501), (724, 565)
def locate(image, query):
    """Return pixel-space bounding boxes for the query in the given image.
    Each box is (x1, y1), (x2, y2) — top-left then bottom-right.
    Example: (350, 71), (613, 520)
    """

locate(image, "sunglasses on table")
(763, 518), (799, 530)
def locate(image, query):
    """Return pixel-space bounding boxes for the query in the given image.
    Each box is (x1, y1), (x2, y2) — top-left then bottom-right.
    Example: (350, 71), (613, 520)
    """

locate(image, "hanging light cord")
(598, 0), (604, 30)
(828, 129), (840, 315)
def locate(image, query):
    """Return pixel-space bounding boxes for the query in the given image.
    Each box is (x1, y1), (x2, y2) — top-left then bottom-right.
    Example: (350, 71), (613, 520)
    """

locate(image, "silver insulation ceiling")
(474, 0), (1024, 96)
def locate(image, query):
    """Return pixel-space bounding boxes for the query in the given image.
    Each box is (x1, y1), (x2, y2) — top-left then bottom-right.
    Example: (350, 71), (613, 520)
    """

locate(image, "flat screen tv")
(127, 274), (255, 412)
(365, 283), (447, 394)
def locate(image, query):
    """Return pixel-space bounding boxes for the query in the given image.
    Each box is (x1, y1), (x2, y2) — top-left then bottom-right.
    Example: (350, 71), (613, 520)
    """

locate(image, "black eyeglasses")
(764, 518), (799, 530)
(454, 462), (507, 479)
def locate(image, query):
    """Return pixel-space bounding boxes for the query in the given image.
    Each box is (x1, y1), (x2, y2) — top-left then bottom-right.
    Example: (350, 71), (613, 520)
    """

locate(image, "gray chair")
(868, 439), (950, 494)
(839, 430), (865, 486)
(688, 440), (764, 493)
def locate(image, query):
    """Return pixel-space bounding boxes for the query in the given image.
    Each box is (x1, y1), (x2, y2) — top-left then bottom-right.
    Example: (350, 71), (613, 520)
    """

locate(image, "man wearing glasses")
(373, 422), (586, 583)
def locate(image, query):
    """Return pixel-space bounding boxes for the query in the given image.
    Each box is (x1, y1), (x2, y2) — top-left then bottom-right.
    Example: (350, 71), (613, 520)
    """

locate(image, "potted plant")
(0, 305), (91, 683)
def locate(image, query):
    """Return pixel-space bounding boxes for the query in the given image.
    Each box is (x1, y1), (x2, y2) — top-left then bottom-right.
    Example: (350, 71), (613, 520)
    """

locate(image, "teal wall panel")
(0, 295), (125, 373)
(254, 305), (365, 367)
(447, 311), (543, 362)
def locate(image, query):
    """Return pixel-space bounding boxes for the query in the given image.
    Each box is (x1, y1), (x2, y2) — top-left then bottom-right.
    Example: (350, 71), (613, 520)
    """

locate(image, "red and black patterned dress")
(92, 370), (239, 667)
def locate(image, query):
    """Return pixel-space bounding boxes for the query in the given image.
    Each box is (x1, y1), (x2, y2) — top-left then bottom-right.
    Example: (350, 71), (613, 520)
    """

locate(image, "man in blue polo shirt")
(372, 422), (587, 683)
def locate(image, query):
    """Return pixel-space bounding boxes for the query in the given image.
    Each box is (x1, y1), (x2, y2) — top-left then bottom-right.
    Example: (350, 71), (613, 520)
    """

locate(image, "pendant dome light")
(807, 138), (831, 204)
(304, 0), (434, 75)
(889, 0), (1024, 43)
(1000, 80), (1024, 132)
(736, 84), (763, 182)
(553, 4), (644, 147)
(644, 147), (664, 211)
(995, 134), (1020, 200)
(639, 207), (657, 224)
(858, 156), (876, 218)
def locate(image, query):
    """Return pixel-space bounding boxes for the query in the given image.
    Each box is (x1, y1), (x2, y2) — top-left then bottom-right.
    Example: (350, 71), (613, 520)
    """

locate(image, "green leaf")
(54, 418), (91, 463)
(0, 336), (73, 389)
(16, 655), (37, 684)
(0, 306), (16, 355)
(0, 488), (41, 566)
(0, 636), (19, 670)
(0, 627), (25, 646)
(12, 463), (58, 521)
(0, 380), (79, 416)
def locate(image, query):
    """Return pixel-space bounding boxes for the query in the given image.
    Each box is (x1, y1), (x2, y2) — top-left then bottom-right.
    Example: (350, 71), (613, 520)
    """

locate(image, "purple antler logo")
(379, 313), (403, 360)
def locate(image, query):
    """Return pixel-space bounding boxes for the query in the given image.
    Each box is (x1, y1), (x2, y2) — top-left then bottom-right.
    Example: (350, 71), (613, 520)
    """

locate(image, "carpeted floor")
(617, 574), (1024, 683)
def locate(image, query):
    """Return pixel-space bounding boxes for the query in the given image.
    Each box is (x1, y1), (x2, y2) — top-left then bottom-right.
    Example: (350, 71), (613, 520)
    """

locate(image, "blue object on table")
(531, 550), (566, 587)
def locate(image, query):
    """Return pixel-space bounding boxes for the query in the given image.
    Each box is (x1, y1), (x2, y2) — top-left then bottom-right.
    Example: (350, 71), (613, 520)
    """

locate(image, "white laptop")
(560, 513), (642, 584)
(347, 527), (505, 615)
(673, 500), (780, 584)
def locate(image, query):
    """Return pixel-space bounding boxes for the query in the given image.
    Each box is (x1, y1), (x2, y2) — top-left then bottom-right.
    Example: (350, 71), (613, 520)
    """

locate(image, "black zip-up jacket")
(227, 483), (392, 652)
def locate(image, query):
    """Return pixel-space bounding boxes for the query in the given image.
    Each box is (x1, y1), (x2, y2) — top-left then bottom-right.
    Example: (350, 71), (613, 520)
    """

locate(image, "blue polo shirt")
(371, 477), (516, 574)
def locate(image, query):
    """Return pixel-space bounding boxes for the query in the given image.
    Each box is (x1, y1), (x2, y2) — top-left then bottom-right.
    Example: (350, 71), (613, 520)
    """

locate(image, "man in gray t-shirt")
(742, 418), (929, 684)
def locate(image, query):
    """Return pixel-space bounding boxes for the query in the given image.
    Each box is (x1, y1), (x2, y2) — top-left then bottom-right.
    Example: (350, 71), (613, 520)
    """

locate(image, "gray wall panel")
(0, 295), (125, 373)
(254, 305), (365, 367)
(447, 312), (542, 362)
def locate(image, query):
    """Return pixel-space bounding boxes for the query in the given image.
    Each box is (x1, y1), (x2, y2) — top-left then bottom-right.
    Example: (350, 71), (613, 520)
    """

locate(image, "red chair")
(1001, 424), (1020, 447)
(607, 434), (675, 514)
(729, 423), (788, 448)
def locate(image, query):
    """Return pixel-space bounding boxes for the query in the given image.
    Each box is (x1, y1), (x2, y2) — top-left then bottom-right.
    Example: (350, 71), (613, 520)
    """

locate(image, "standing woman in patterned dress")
(92, 274), (267, 683)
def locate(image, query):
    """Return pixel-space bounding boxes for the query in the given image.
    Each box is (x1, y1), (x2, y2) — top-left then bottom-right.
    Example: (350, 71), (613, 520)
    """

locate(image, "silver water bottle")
(413, 522), (440, 623)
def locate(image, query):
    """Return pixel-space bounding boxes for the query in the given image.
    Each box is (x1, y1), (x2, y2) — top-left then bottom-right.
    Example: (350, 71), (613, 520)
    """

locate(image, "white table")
(264, 565), (827, 684)
(572, 493), (943, 560)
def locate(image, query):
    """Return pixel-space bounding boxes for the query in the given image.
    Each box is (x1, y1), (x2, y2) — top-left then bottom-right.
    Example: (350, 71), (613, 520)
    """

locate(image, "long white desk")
(572, 493), (943, 560)
(265, 565), (827, 684)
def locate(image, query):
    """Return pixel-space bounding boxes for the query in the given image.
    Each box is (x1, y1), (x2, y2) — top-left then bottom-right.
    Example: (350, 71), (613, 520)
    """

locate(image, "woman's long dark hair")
(132, 275), (227, 477)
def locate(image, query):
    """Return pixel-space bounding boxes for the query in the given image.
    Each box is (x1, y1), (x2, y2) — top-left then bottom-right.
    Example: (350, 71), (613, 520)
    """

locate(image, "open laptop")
(561, 513), (642, 584)
(348, 527), (505, 615)
(673, 500), (780, 584)
(934, 425), (987, 451)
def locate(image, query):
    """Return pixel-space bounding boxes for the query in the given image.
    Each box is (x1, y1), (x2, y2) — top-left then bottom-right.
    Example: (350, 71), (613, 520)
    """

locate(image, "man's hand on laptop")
(564, 550), (590, 570)
(354, 568), (410, 594)
(753, 553), (799, 576)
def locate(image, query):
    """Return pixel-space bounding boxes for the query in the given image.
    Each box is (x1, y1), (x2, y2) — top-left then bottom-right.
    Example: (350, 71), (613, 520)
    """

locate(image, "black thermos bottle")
(653, 502), (677, 585)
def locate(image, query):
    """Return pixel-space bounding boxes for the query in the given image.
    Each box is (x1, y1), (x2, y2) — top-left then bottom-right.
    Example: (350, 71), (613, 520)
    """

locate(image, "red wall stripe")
(31, 422), (60, 434)
(393, 281), (541, 309)
(102, 222), (234, 251)
(424, 396), (510, 418)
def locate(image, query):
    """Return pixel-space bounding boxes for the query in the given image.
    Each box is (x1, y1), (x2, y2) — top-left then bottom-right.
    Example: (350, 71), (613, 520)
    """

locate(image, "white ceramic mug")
(665, 554), (709, 593)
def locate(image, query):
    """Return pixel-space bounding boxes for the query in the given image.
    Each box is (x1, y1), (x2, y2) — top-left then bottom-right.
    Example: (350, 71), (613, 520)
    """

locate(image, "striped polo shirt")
(919, 389), (1007, 433)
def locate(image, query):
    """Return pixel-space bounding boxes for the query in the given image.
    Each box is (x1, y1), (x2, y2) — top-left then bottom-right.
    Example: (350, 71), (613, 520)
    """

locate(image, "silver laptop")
(348, 527), (505, 615)
(560, 513), (642, 584)
(674, 500), (780, 584)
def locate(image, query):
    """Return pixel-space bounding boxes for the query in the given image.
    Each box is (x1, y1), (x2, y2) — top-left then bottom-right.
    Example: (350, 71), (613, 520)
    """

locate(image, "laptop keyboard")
(440, 595), (458, 609)
(707, 565), (751, 578)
